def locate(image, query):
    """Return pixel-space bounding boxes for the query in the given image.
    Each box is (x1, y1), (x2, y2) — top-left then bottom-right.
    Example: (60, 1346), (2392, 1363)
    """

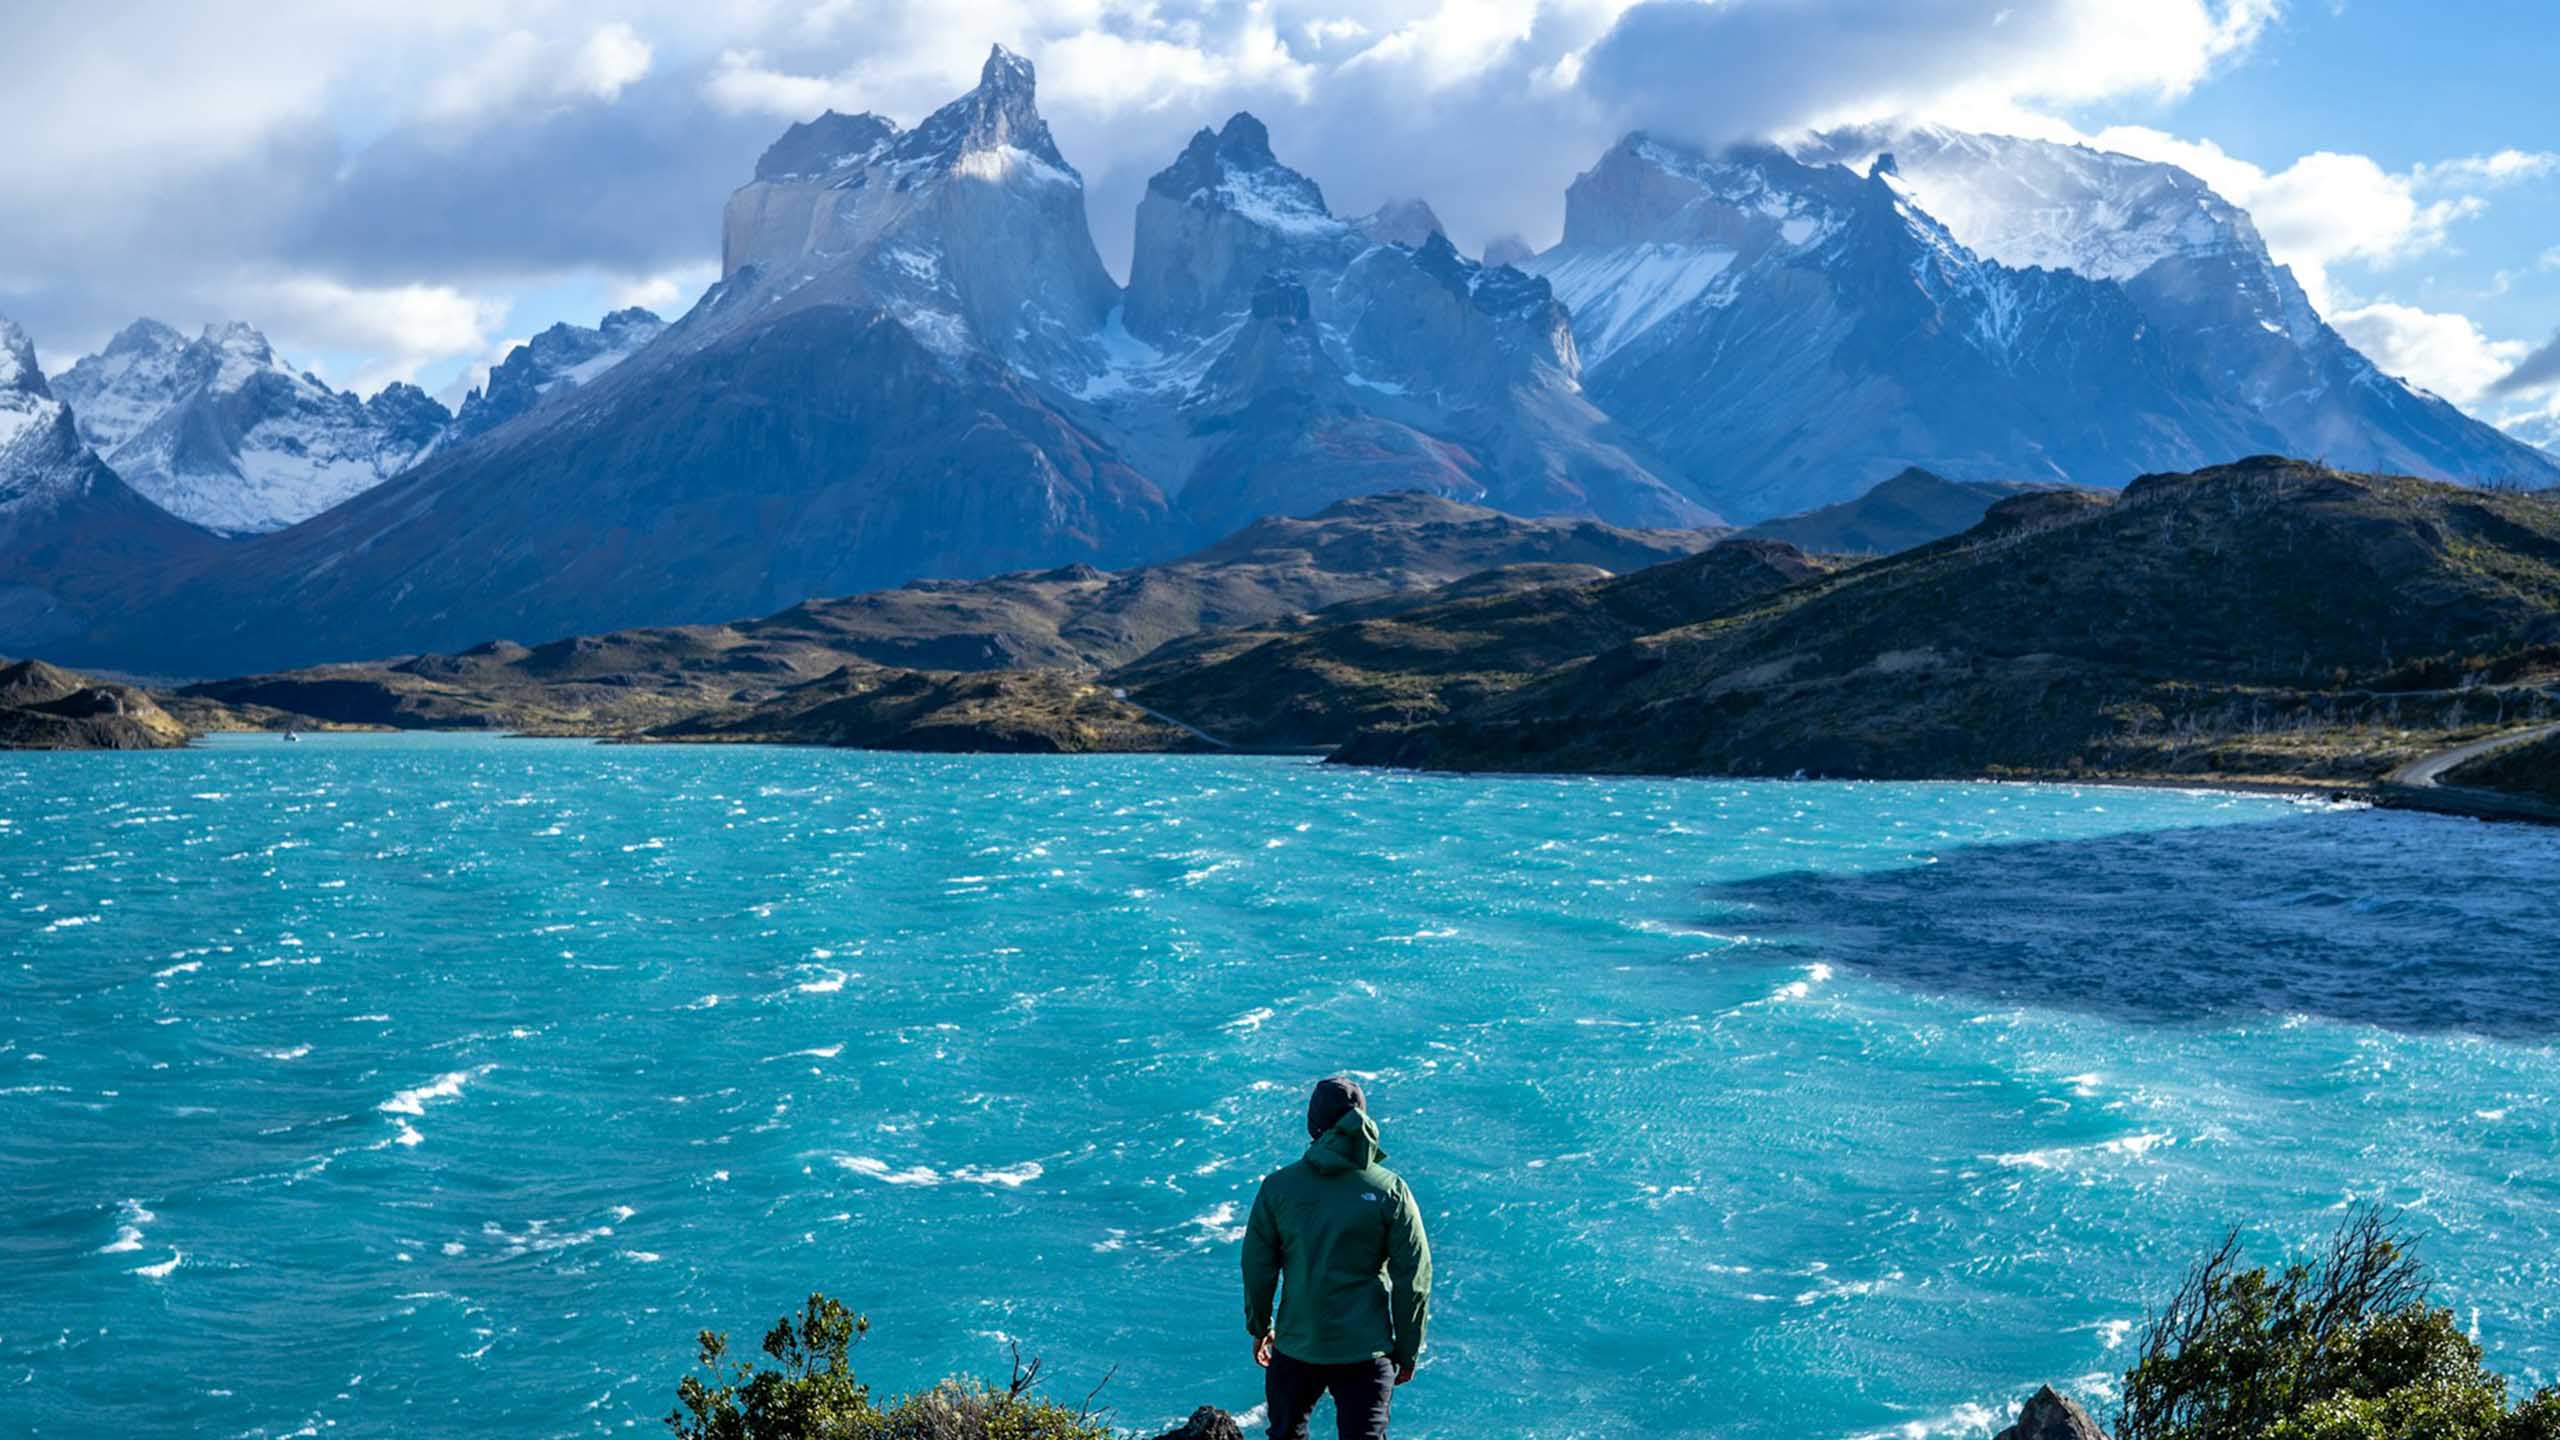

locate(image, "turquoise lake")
(4, 734), (2557, 1438)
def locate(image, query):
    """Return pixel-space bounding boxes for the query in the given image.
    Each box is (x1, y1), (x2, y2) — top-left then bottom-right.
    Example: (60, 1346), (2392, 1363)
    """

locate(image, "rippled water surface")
(5, 735), (2557, 1439)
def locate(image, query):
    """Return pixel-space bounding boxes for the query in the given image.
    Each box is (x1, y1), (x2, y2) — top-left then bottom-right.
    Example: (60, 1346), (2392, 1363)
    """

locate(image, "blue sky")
(2132, 0), (2560, 343)
(1, 0), (2553, 442)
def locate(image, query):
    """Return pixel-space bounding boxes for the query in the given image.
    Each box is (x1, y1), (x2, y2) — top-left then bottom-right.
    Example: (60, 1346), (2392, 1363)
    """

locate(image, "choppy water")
(4, 735), (2556, 1439)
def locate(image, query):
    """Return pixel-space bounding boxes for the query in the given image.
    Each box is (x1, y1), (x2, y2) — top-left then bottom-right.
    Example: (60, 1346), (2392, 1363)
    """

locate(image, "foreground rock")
(1145, 1407), (1245, 1440)
(1993, 1386), (2107, 1440)
(0, 659), (190, 749)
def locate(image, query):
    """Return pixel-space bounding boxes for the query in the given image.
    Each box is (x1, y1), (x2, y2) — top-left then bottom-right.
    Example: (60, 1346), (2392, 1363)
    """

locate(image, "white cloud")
(704, 48), (861, 118)
(2327, 301), (2530, 406)
(223, 276), (509, 394)
(425, 22), (656, 120)
(569, 23), (655, 102)
(2415, 149), (2560, 190)
(608, 263), (721, 313)
(2071, 128), (2509, 310)
(1583, 0), (2279, 154)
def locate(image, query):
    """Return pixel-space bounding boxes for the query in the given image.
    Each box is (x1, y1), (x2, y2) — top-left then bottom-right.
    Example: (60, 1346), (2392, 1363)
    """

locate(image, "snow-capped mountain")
(1104, 112), (1717, 529)
(445, 308), (665, 444)
(0, 316), (217, 656)
(26, 48), (2559, 675)
(50, 320), (450, 534)
(1807, 126), (2553, 490)
(0, 318), (79, 515)
(1522, 131), (2559, 516)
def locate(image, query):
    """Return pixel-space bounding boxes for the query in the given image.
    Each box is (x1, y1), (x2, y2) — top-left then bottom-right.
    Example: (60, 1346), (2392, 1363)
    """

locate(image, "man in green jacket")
(1241, 1077), (1433, 1440)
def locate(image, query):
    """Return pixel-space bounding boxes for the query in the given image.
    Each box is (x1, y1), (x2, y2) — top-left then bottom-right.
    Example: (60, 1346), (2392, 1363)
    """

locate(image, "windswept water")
(4, 735), (2556, 1438)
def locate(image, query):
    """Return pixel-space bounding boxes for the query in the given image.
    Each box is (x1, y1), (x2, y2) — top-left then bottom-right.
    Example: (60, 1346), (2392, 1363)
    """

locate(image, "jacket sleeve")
(1241, 1182), (1282, 1340)
(1386, 1180), (1433, 1366)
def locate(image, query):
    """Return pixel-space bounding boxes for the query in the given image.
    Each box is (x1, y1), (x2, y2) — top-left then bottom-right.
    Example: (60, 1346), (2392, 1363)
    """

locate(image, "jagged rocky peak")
(905, 44), (1065, 170)
(1346, 232), (1579, 395)
(450, 306), (667, 442)
(1559, 133), (1848, 251)
(715, 42), (1116, 377)
(1351, 197), (1445, 248)
(2, 314), (64, 474)
(1125, 111), (1362, 342)
(203, 319), (276, 365)
(754, 111), (901, 182)
(1482, 233), (1536, 267)
(0, 315), (37, 392)
(2, 313), (132, 528)
(1526, 134), (1869, 369)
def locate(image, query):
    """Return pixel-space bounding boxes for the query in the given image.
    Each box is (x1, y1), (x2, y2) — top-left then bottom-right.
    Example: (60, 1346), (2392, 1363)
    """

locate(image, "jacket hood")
(1305, 1107), (1386, 1173)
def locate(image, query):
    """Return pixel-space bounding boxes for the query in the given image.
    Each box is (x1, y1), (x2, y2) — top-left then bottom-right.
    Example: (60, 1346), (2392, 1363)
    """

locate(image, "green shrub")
(869, 1379), (1115, 1440)
(666, 1294), (1115, 1440)
(2122, 1209), (2559, 1440)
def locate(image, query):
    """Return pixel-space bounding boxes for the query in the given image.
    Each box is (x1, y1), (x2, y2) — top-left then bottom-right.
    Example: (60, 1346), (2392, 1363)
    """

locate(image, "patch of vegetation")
(668, 1296), (1118, 1440)
(2444, 729), (2560, 805)
(2119, 1209), (2560, 1440)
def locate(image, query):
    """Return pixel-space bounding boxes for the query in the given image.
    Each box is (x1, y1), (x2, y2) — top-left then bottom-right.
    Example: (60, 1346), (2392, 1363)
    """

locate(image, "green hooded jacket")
(1241, 1108), (1433, 1367)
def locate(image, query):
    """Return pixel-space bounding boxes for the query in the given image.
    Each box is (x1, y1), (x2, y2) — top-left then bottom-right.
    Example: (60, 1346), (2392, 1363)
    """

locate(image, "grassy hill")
(1116, 541), (1828, 746)
(1335, 458), (2560, 782)
(177, 493), (1715, 735)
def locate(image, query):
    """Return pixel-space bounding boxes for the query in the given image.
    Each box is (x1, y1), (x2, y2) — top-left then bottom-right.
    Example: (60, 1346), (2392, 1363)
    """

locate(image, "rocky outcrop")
(1992, 1386), (2108, 1440)
(0, 658), (190, 749)
(1145, 1407), (1245, 1440)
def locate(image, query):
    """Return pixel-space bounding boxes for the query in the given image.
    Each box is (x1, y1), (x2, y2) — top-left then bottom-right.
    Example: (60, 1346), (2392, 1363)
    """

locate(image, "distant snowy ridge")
(446, 308), (665, 444)
(50, 320), (448, 534)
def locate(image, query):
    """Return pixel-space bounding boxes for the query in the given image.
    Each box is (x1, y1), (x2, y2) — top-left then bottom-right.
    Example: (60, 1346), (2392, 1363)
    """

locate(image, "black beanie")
(1307, 1076), (1367, 1138)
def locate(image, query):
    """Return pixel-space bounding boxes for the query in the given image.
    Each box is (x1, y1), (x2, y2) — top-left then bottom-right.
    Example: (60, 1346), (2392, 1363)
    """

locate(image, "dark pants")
(1265, 1352), (1394, 1440)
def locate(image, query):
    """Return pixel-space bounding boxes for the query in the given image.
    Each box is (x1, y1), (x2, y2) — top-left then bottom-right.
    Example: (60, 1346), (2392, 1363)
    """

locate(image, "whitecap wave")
(1991, 1131), (2175, 1171)
(99, 1198), (154, 1254)
(132, 1250), (183, 1279)
(379, 1067), (487, 1116)
(834, 1155), (1044, 1188)
(1186, 1201), (1246, 1245)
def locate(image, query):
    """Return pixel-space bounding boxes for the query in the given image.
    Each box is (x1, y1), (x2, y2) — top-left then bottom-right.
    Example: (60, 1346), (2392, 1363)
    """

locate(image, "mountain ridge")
(4, 47), (2554, 676)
